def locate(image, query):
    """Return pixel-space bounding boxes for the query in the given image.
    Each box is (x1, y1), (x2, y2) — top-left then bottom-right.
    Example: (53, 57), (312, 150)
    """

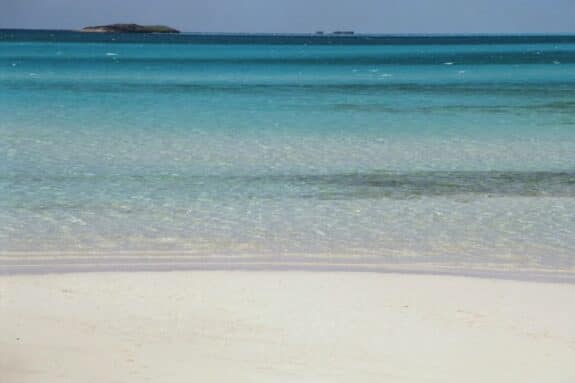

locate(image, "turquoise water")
(1, 31), (574, 271)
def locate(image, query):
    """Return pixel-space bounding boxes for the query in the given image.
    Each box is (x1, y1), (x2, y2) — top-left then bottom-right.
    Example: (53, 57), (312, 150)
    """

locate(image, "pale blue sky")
(1, 0), (574, 33)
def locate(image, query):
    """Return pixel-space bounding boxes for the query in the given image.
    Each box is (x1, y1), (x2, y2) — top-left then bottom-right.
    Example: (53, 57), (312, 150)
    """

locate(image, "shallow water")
(1, 31), (574, 271)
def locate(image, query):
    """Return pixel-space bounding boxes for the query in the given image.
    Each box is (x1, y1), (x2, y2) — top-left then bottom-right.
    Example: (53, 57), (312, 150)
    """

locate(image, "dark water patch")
(3, 79), (575, 98)
(417, 101), (575, 115)
(331, 103), (402, 113)
(330, 101), (575, 114)
(276, 171), (575, 199)
(539, 100), (575, 111)
(3, 171), (575, 204)
(3, 50), (575, 65)
(2, 30), (575, 45)
(437, 100), (575, 111)
(330, 102), (520, 115)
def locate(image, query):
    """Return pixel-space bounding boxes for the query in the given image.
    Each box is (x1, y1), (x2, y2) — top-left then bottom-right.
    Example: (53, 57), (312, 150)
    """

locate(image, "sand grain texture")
(1, 271), (574, 382)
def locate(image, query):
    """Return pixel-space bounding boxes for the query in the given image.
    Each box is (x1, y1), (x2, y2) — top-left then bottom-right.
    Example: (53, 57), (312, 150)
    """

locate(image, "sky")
(1, 0), (574, 34)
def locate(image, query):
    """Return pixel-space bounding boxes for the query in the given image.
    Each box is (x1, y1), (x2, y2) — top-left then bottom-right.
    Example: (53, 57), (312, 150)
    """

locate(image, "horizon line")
(2, 28), (575, 37)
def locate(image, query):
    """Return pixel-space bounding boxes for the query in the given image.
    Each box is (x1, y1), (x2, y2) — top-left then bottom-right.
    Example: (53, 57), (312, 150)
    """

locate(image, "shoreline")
(2, 270), (574, 382)
(1, 253), (574, 283)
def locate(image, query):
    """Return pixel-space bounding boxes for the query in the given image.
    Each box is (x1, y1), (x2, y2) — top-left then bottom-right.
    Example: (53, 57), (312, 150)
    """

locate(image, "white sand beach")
(1, 270), (574, 383)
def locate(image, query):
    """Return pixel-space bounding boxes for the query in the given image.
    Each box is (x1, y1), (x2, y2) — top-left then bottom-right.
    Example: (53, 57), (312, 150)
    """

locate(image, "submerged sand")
(1, 271), (574, 382)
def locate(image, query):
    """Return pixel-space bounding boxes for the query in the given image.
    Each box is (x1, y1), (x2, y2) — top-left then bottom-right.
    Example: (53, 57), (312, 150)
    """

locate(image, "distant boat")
(315, 31), (325, 35)
(333, 31), (354, 35)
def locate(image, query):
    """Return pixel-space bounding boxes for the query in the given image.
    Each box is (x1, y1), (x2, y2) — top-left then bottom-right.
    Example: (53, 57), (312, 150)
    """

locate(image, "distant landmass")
(81, 24), (180, 34)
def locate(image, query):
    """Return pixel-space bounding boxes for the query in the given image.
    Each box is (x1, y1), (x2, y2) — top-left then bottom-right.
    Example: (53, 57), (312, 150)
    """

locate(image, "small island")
(81, 23), (180, 33)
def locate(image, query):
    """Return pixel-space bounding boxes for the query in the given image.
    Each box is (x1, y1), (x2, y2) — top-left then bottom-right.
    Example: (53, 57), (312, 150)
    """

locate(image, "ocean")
(1, 31), (574, 272)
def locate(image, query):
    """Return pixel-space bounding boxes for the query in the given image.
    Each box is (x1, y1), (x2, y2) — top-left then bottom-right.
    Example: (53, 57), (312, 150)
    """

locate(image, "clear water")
(1, 31), (574, 271)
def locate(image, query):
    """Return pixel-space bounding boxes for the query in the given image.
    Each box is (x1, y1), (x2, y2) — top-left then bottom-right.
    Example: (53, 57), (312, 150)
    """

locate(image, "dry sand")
(1, 271), (574, 382)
